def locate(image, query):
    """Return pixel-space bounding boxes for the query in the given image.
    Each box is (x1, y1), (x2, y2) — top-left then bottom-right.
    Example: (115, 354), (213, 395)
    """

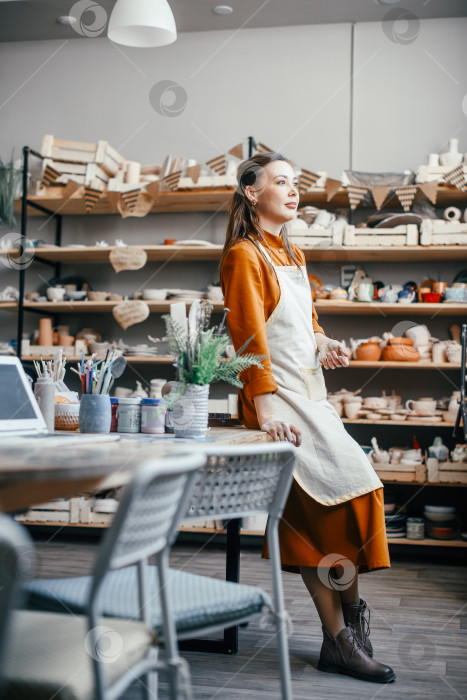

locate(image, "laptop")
(0, 356), (119, 444)
(0, 356), (48, 437)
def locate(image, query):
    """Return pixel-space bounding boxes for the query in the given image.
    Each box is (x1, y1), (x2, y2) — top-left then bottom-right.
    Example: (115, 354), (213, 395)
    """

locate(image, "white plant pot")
(172, 383), (210, 438)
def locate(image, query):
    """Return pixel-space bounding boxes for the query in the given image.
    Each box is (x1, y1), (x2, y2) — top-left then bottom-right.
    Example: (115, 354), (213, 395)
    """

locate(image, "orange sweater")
(220, 230), (325, 429)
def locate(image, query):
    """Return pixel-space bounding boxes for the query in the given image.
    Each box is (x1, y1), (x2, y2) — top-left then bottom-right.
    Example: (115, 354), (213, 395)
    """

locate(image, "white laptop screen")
(0, 357), (47, 434)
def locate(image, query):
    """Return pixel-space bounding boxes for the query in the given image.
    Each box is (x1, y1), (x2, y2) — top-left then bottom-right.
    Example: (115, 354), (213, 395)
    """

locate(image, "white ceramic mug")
(344, 401), (361, 420)
(310, 210), (336, 229)
(406, 398), (437, 416)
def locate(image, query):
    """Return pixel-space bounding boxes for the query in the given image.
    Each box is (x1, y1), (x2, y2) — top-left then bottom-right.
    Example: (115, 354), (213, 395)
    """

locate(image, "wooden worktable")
(0, 428), (269, 513)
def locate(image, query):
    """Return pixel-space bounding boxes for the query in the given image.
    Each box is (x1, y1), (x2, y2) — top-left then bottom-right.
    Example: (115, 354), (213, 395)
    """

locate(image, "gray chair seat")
(26, 566), (271, 638)
(3, 610), (157, 700)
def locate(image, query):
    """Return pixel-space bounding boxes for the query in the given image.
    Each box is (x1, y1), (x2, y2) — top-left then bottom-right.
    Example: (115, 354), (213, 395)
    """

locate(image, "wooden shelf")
(19, 355), (461, 370)
(14, 183), (467, 216)
(2, 243), (467, 264)
(21, 520), (467, 545)
(8, 300), (226, 314)
(348, 360), (460, 369)
(3, 299), (465, 316)
(386, 537), (467, 547)
(342, 418), (455, 427)
(314, 300), (467, 316)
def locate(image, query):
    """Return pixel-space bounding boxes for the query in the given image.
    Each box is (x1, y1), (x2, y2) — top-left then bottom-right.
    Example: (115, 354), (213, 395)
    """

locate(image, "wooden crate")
(420, 219), (467, 246)
(373, 461), (426, 483)
(41, 135), (125, 176)
(427, 457), (467, 484)
(343, 224), (418, 247)
(41, 159), (109, 189)
(416, 163), (467, 184)
(289, 226), (343, 247)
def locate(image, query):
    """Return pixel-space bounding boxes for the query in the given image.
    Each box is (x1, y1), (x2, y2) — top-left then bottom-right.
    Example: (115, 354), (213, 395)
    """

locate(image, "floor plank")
(28, 536), (467, 699)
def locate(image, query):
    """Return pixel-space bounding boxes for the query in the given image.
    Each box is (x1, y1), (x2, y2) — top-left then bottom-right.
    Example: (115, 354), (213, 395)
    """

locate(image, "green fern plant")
(159, 300), (265, 388)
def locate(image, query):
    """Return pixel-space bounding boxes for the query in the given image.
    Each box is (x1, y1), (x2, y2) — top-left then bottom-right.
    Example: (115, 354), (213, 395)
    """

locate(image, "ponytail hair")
(220, 152), (302, 273)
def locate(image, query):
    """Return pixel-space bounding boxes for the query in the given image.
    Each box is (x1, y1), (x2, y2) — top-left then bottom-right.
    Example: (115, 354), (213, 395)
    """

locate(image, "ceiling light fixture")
(377, 0), (401, 4)
(108, 0), (177, 48)
(212, 5), (234, 15)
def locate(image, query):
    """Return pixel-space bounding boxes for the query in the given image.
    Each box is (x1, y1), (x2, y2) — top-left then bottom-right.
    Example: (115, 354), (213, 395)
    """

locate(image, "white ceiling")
(0, 0), (466, 43)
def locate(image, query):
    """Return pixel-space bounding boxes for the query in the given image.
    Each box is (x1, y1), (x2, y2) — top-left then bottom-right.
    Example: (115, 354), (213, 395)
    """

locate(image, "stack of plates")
(385, 507), (407, 537)
(167, 289), (205, 304)
(124, 343), (159, 357)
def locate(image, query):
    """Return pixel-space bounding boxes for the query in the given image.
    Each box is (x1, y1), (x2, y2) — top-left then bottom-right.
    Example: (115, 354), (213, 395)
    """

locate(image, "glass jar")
(117, 397), (142, 433)
(141, 398), (166, 434)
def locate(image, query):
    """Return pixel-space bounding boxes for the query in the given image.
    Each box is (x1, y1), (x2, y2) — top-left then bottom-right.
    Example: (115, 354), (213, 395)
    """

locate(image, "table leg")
(179, 517), (241, 655)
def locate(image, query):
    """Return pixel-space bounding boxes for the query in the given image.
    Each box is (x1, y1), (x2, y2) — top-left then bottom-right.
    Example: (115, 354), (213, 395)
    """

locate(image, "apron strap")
(247, 236), (274, 265)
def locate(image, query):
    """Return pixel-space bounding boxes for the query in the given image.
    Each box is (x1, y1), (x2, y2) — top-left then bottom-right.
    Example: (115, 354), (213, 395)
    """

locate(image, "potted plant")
(153, 299), (265, 438)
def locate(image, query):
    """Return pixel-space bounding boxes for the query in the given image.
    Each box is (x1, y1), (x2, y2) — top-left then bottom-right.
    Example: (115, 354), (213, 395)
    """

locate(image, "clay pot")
(383, 345), (421, 362)
(59, 335), (74, 347)
(355, 342), (382, 361)
(383, 336), (420, 362)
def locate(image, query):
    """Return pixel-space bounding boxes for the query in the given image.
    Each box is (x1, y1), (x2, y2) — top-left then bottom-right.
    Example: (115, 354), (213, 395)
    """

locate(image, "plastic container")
(34, 377), (55, 432)
(141, 398), (166, 434)
(79, 394), (111, 434)
(117, 397), (142, 433)
(110, 397), (119, 432)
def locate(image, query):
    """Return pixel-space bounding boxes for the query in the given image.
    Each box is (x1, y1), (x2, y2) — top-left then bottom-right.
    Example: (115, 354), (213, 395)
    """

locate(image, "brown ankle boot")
(318, 626), (396, 684)
(343, 598), (373, 657)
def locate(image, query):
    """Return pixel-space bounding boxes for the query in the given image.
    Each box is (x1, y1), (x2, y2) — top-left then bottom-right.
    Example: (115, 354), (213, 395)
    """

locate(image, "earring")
(251, 199), (257, 206)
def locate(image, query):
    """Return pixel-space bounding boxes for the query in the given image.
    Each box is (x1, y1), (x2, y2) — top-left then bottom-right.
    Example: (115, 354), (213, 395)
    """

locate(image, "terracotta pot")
(383, 345), (420, 362)
(355, 342), (382, 361)
(387, 337), (413, 346)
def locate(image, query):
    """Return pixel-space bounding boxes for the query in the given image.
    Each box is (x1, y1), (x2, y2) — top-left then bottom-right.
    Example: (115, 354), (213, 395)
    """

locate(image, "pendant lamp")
(108, 0), (177, 47)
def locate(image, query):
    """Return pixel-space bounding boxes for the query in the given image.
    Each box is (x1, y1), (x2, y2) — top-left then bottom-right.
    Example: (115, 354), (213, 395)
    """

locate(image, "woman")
(220, 152), (395, 684)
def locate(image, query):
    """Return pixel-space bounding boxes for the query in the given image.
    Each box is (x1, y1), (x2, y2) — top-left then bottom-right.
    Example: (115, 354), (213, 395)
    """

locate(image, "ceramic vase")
(439, 138), (462, 167)
(172, 383), (210, 438)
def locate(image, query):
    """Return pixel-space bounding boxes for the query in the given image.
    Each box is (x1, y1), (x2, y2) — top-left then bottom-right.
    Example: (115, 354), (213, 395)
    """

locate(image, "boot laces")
(357, 605), (371, 647)
(347, 623), (365, 657)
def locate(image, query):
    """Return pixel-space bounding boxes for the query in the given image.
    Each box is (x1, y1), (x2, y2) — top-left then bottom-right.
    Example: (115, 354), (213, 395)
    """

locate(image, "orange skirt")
(262, 480), (390, 574)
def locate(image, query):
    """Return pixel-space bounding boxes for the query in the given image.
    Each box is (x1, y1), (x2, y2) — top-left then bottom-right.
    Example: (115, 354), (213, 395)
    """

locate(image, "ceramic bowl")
(424, 505), (456, 514)
(422, 292), (441, 303)
(366, 411), (381, 420)
(142, 289), (167, 301)
(423, 511), (456, 522)
(88, 291), (108, 301)
(46, 287), (66, 302)
(391, 413), (406, 421)
(363, 397), (388, 409)
(444, 287), (466, 302)
(66, 290), (87, 301)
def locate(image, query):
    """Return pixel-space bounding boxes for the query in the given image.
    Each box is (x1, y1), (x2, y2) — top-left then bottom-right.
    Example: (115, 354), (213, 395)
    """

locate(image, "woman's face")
(247, 160), (299, 223)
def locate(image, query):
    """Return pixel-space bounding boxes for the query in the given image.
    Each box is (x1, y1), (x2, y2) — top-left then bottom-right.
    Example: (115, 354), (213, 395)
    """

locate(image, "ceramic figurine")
(428, 437), (449, 461)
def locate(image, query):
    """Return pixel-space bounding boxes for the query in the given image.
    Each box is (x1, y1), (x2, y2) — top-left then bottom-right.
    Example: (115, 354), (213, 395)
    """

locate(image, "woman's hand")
(316, 337), (351, 370)
(260, 415), (302, 446)
(253, 392), (302, 446)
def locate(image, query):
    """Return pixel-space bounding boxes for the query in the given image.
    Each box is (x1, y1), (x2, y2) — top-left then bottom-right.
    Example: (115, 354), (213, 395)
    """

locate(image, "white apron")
(255, 241), (383, 506)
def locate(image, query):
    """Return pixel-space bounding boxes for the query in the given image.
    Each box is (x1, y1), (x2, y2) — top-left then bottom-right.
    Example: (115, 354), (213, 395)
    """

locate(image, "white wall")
(0, 17), (466, 400)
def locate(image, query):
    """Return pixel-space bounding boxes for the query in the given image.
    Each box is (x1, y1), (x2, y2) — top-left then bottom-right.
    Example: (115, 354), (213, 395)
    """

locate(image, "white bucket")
(172, 383), (210, 438)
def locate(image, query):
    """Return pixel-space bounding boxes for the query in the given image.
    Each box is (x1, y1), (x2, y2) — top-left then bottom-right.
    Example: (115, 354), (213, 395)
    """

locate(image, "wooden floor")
(31, 536), (467, 699)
